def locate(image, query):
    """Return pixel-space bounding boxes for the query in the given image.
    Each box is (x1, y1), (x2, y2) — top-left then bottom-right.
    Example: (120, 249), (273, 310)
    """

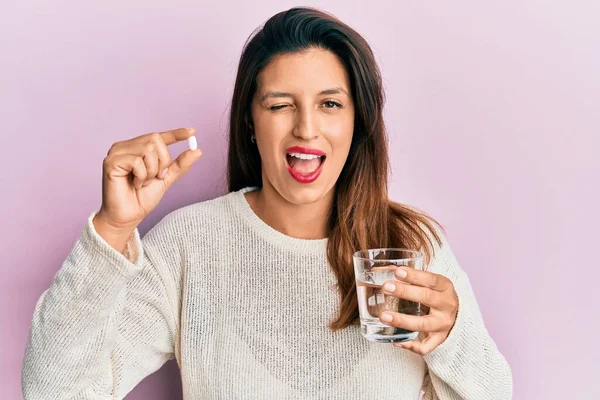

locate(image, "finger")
(163, 148), (203, 187)
(382, 280), (445, 309)
(393, 332), (446, 356)
(137, 133), (174, 181)
(112, 139), (166, 185)
(379, 310), (448, 333)
(152, 134), (172, 179)
(109, 127), (194, 155)
(142, 146), (159, 183)
(159, 127), (196, 146)
(106, 154), (148, 189)
(395, 267), (451, 292)
(130, 156), (148, 189)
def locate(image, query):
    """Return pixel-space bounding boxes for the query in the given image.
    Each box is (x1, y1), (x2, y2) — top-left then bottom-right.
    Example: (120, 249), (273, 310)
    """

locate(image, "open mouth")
(285, 152), (326, 175)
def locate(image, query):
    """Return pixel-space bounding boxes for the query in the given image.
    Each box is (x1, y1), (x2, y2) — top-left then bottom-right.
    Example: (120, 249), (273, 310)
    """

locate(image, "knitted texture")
(22, 187), (512, 399)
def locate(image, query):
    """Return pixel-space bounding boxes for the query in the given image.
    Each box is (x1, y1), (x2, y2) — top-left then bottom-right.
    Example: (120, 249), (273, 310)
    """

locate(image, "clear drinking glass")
(353, 248), (424, 343)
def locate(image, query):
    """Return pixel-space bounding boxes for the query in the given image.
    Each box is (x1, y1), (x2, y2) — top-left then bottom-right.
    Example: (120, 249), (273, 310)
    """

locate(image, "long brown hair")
(227, 7), (443, 330)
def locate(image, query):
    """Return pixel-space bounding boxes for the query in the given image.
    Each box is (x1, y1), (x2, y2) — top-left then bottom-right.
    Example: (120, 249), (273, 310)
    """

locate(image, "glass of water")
(353, 248), (424, 343)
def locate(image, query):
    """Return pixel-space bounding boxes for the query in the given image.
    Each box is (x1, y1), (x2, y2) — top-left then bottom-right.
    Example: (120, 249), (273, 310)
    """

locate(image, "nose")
(293, 107), (320, 140)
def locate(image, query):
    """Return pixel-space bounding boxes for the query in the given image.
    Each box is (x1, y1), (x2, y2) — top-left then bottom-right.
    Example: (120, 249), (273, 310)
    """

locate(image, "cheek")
(327, 120), (354, 157)
(256, 132), (289, 173)
(255, 111), (293, 139)
(254, 118), (287, 155)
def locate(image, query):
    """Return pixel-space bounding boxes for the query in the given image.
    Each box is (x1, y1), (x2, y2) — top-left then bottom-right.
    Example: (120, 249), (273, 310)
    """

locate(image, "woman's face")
(250, 47), (355, 205)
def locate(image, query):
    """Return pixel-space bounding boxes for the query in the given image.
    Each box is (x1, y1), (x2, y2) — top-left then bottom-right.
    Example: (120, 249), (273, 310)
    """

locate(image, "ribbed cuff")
(83, 210), (145, 280)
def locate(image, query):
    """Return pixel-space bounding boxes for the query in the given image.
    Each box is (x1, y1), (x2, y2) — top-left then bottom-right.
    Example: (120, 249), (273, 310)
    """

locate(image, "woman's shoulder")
(175, 190), (235, 217)
(160, 187), (250, 228)
(150, 186), (259, 234)
(140, 188), (251, 259)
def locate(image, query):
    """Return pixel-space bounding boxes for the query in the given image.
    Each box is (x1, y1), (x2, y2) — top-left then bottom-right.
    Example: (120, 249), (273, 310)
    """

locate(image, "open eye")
(323, 100), (342, 109)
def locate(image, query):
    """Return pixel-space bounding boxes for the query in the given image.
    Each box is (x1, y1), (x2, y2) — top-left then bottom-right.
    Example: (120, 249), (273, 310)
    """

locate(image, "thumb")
(163, 149), (203, 187)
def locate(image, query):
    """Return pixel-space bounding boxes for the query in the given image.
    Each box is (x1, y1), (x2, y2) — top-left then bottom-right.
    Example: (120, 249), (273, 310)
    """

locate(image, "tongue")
(289, 157), (321, 174)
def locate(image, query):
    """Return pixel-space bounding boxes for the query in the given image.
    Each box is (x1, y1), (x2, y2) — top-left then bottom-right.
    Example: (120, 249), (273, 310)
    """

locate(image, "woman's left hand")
(379, 266), (459, 356)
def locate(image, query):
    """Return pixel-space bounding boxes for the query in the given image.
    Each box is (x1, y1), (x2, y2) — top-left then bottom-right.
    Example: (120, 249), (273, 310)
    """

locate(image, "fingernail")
(161, 168), (168, 178)
(380, 313), (392, 322)
(393, 343), (404, 348)
(383, 282), (396, 292)
(396, 268), (408, 279)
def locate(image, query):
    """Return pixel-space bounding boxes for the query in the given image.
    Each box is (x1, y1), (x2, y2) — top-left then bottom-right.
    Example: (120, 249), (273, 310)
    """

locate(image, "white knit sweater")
(22, 186), (512, 399)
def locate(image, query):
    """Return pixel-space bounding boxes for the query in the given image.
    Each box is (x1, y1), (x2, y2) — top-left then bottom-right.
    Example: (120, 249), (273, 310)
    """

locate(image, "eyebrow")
(259, 86), (350, 102)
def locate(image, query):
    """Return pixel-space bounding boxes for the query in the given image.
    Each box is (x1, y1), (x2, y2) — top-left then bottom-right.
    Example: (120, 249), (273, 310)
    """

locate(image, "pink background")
(2, 1), (598, 399)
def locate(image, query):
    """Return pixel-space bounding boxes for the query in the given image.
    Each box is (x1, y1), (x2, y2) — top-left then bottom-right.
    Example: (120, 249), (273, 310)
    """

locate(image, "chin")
(276, 180), (333, 206)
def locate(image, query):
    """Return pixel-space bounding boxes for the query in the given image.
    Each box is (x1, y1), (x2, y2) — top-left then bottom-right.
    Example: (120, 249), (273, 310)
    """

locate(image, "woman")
(22, 7), (512, 400)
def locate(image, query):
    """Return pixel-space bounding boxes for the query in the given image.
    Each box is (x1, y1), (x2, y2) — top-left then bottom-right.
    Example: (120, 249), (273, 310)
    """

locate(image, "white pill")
(188, 135), (198, 151)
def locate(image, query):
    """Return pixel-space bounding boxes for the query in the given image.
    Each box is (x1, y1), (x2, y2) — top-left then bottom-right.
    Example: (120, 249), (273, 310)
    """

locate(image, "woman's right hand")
(94, 127), (202, 242)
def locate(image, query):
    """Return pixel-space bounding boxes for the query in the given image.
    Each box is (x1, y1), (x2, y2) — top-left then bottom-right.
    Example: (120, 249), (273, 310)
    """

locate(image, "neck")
(245, 182), (334, 240)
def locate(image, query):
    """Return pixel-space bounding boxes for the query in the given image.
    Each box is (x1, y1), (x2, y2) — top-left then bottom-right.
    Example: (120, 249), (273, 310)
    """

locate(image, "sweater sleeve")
(21, 210), (180, 399)
(420, 230), (513, 400)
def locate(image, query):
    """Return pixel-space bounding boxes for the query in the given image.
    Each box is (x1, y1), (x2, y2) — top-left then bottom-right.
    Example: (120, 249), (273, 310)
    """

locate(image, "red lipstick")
(287, 162), (324, 184)
(285, 146), (326, 156)
(285, 146), (326, 184)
